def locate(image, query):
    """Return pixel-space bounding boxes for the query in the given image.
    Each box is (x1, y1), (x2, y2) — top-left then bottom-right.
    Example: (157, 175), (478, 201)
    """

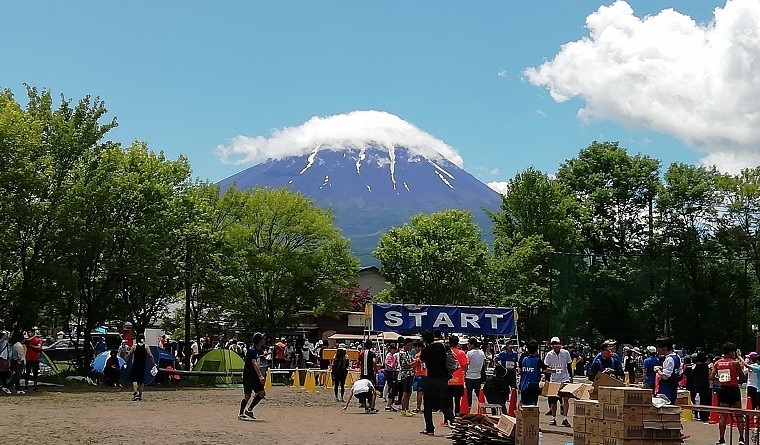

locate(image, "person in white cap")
(332, 344), (350, 401)
(642, 346), (659, 391)
(544, 336), (572, 427)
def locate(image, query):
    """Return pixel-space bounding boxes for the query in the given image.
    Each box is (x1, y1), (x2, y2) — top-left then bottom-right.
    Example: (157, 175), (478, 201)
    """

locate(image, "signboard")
(369, 304), (516, 335)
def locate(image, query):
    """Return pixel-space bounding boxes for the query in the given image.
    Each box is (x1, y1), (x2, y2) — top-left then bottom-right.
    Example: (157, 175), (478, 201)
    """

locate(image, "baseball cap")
(749, 352), (758, 359)
(550, 336), (561, 344)
(252, 332), (265, 343)
(647, 346), (656, 353)
(338, 343), (346, 350)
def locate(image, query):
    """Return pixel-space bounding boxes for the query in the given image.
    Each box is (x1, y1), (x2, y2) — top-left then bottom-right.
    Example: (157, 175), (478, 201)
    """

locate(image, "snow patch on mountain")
(215, 110), (464, 167)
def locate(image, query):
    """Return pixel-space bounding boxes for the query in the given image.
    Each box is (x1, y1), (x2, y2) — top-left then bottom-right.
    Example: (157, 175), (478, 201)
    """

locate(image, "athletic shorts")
(750, 386), (760, 409)
(356, 392), (371, 402)
(548, 396), (562, 404)
(448, 385), (464, 398)
(413, 376), (426, 392)
(521, 386), (540, 406)
(400, 376), (413, 393)
(718, 386), (741, 406)
(244, 376), (264, 394)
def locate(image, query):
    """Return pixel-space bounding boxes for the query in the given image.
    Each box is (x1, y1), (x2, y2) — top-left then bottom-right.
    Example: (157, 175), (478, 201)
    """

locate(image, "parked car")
(43, 339), (90, 362)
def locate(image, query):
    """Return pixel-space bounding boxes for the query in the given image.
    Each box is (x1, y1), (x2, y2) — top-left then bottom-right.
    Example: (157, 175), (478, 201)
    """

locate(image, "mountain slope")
(218, 146), (502, 265)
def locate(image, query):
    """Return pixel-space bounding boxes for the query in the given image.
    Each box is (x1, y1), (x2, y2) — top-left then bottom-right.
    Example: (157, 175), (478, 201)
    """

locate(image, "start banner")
(369, 304), (516, 336)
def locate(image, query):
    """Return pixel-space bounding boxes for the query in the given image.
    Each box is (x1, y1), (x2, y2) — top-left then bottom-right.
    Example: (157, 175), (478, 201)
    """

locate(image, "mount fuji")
(216, 111), (503, 265)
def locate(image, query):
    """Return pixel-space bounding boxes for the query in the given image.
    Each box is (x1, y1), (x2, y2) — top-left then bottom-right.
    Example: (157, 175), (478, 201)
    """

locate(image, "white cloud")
(216, 110), (463, 167)
(524, 0), (760, 173)
(497, 68), (508, 78)
(487, 181), (510, 195)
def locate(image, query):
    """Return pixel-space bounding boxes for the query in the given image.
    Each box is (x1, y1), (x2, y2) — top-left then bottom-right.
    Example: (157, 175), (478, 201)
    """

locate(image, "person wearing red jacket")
(24, 328), (43, 391)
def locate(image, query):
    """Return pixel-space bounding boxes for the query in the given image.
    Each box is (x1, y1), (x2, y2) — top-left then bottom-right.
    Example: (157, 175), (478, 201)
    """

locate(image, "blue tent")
(121, 346), (177, 385)
(91, 351), (124, 374)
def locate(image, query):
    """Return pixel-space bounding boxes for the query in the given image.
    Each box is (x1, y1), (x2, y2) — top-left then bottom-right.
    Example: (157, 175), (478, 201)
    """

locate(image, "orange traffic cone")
(460, 393), (470, 415)
(709, 392), (720, 424)
(507, 389), (518, 417)
(477, 388), (487, 414)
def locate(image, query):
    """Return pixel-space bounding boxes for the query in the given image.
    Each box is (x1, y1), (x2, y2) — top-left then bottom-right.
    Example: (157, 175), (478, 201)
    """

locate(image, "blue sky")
(4, 1), (754, 191)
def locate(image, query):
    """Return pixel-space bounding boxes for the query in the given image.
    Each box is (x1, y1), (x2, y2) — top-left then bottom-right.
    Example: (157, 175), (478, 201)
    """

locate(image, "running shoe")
(238, 414), (254, 421)
(16, 390), (25, 395)
(716, 439), (726, 445)
(562, 419), (571, 427)
(401, 410), (415, 417)
(549, 419), (557, 426)
(245, 409), (255, 419)
(2, 387), (11, 394)
(385, 406), (398, 412)
(369, 408), (379, 414)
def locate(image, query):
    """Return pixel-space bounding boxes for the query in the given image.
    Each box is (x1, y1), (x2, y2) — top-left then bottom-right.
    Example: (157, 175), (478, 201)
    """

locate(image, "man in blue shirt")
(519, 340), (549, 406)
(239, 332), (267, 421)
(587, 340), (624, 381)
(642, 346), (660, 391)
(495, 340), (519, 394)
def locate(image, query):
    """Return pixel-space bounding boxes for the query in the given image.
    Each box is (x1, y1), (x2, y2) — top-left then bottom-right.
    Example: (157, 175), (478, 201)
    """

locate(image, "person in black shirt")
(419, 330), (455, 436)
(359, 340), (377, 384)
(239, 332), (267, 421)
(692, 352), (711, 421)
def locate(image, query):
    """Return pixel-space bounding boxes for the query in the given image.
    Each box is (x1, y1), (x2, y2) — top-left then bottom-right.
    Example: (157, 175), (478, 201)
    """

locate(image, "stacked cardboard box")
(573, 387), (682, 445)
(515, 405), (540, 445)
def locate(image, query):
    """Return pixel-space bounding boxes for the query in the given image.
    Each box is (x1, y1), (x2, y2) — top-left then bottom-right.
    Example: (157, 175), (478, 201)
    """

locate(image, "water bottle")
(695, 393), (700, 405)
(538, 432), (543, 445)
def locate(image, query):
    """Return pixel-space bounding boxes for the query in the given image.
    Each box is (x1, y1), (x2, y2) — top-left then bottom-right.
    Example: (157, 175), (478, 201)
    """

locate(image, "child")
(104, 350), (122, 387)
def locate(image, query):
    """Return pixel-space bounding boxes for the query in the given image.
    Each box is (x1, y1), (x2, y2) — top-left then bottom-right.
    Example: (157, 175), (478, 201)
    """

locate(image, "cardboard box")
(604, 404), (644, 423)
(575, 400), (600, 417)
(574, 432), (588, 445)
(590, 403), (604, 419)
(496, 415), (517, 437)
(608, 423), (647, 439)
(541, 381), (564, 397)
(574, 423), (587, 433)
(609, 387), (653, 406)
(603, 439), (643, 445)
(574, 415), (587, 426)
(517, 405), (540, 445)
(593, 372), (625, 398)
(651, 429), (682, 440)
(657, 405), (682, 415)
(676, 390), (689, 406)
(561, 382), (594, 400)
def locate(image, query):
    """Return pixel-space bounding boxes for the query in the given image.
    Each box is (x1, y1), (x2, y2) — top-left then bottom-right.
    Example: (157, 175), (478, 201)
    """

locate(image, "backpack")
(446, 347), (460, 375)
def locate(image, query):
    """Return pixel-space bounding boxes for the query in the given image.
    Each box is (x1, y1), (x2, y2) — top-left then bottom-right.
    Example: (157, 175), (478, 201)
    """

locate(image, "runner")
(520, 340), (549, 406)
(447, 335), (468, 414)
(342, 378), (378, 414)
(239, 332), (267, 421)
(122, 333), (157, 401)
(464, 338), (486, 409)
(495, 340), (519, 400)
(544, 336), (572, 427)
(709, 342), (746, 445)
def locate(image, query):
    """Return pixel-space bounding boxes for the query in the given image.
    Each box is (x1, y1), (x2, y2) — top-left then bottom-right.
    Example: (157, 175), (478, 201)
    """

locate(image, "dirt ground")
(0, 385), (743, 445)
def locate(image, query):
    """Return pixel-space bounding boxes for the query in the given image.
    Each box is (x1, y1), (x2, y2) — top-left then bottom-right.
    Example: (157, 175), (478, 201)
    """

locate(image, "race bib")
(554, 367), (563, 374)
(505, 362), (515, 370)
(718, 369), (731, 383)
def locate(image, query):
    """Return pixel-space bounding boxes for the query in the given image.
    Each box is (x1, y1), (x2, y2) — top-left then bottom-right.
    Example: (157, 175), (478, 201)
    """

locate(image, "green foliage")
(374, 209), (488, 304)
(220, 187), (359, 334)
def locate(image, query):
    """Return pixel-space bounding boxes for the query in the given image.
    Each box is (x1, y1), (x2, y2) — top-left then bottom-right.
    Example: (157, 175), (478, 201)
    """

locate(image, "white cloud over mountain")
(525, 0), (760, 172)
(216, 110), (464, 167)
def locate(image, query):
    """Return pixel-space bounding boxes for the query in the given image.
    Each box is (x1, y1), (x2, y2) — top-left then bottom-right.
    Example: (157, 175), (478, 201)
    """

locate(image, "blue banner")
(370, 304), (516, 336)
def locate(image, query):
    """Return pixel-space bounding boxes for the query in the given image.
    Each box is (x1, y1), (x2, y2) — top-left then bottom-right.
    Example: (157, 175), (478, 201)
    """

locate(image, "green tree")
(0, 86), (116, 328)
(221, 187), (359, 334)
(373, 209), (488, 305)
(557, 141), (660, 257)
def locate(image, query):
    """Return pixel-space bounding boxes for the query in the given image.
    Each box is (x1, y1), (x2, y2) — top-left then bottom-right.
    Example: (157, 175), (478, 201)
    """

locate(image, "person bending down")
(342, 379), (379, 414)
